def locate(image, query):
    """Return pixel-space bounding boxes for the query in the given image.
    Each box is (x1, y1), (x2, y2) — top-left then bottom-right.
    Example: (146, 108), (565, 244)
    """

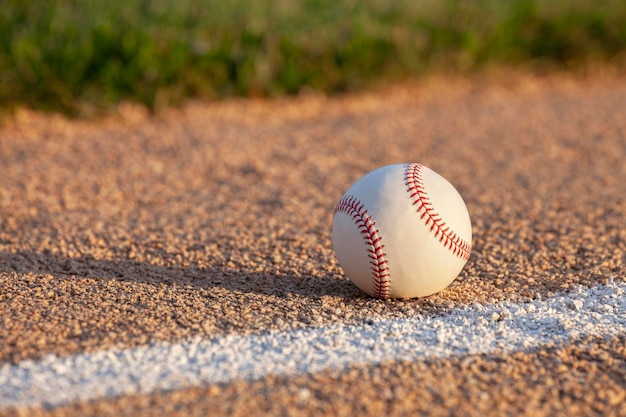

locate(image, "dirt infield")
(1, 72), (625, 416)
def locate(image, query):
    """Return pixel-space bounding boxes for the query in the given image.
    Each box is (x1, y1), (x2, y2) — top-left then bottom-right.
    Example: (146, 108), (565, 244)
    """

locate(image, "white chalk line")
(1, 281), (625, 410)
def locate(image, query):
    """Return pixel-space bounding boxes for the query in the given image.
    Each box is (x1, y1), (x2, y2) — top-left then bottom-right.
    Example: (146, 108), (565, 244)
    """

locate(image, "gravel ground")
(1, 71), (625, 416)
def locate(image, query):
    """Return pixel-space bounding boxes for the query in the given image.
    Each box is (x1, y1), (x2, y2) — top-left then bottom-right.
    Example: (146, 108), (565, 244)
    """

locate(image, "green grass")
(1, 0), (625, 115)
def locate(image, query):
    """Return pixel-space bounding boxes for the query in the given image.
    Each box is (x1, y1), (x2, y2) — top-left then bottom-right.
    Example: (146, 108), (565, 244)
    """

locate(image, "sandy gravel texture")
(1, 71), (625, 416)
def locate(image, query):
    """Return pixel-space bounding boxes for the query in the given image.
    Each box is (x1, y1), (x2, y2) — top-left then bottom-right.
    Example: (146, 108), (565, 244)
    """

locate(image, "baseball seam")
(404, 163), (472, 261)
(334, 195), (390, 299)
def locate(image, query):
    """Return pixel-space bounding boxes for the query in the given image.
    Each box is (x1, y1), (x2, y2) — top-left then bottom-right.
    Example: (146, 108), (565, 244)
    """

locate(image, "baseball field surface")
(1, 72), (625, 416)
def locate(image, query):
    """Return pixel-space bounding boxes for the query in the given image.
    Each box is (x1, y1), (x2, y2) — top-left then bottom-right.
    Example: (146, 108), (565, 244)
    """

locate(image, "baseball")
(332, 163), (472, 299)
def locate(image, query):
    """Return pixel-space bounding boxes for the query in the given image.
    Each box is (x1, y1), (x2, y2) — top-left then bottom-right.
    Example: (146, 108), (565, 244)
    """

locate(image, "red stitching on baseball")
(404, 164), (471, 261)
(334, 195), (390, 299)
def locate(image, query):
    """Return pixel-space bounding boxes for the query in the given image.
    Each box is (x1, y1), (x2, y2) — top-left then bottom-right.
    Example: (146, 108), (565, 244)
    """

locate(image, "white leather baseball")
(332, 163), (472, 299)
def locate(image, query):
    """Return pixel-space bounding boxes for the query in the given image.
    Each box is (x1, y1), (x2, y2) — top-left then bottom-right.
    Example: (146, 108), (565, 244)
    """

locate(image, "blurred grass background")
(1, 0), (625, 115)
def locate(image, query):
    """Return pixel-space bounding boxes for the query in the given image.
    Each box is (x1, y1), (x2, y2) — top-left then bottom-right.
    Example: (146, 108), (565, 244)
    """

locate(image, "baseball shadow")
(0, 250), (364, 300)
